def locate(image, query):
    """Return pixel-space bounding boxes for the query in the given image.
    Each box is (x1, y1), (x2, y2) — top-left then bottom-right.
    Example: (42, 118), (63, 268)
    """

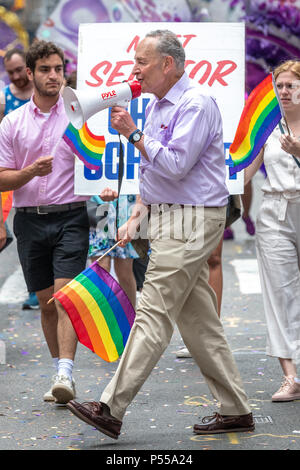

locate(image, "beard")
(12, 76), (30, 90)
(33, 77), (62, 97)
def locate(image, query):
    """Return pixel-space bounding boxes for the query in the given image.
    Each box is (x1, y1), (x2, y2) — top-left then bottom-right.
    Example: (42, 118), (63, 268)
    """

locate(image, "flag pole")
(47, 240), (123, 304)
(95, 240), (123, 262)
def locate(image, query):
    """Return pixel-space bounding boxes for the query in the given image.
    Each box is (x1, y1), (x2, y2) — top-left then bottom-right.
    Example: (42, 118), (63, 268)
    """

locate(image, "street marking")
(184, 396), (215, 406)
(241, 433), (300, 440)
(230, 259), (261, 294)
(227, 432), (239, 444)
(253, 415), (273, 424)
(0, 340), (5, 364)
(190, 435), (221, 442)
(0, 266), (27, 304)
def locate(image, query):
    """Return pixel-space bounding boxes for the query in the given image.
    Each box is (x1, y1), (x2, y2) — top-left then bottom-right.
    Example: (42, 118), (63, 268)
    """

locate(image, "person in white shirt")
(245, 60), (300, 402)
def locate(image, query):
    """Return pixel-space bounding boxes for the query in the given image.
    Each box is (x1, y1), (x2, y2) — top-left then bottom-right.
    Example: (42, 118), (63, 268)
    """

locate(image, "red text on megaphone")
(102, 90), (117, 100)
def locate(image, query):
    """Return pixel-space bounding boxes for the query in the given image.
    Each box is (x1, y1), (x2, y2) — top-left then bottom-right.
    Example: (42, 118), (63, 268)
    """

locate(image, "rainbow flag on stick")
(229, 74), (282, 176)
(63, 122), (105, 170)
(1, 191), (13, 222)
(53, 262), (135, 362)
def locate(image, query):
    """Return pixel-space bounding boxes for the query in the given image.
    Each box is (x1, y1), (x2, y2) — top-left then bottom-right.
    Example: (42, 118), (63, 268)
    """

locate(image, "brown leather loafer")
(66, 400), (122, 439)
(193, 412), (255, 435)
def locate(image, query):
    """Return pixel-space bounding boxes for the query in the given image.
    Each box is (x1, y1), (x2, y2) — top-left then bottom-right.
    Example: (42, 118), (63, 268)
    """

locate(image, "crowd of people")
(0, 30), (299, 442)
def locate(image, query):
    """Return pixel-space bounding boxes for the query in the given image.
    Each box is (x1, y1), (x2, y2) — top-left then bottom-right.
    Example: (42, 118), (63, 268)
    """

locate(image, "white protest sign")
(74, 22), (245, 195)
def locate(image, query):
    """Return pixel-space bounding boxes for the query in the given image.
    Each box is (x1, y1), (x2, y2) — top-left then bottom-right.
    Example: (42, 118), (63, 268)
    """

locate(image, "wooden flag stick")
(96, 240), (122, 263)
(47, 240), (123, 304)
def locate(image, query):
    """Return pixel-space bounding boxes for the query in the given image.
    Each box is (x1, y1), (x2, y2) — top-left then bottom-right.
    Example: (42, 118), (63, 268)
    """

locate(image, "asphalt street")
(0, 171), (299, 455)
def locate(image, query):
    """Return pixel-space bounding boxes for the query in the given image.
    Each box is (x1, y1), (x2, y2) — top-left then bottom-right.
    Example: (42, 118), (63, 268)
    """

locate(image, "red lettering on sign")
(208, 60), (237, 86)
(85, 61), (112, 87)
(86, 59), (237, 88)
(184, 59), (237, 87)
(177, 34), (196, 48)
(107, 61), (134, 86)
(126, 35), (140, 53)
(188, 60), (212, 85)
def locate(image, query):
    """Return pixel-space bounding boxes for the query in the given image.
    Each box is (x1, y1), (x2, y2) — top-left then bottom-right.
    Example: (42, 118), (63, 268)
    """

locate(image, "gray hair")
(145, 30), (185, 70)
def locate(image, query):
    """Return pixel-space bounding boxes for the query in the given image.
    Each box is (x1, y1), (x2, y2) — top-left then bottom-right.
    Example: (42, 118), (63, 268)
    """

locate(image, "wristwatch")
(128, 129), (143, 144)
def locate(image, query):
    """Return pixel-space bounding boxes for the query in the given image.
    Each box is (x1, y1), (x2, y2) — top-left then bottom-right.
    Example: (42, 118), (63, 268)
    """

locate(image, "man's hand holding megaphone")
(110, 106), (137, 139)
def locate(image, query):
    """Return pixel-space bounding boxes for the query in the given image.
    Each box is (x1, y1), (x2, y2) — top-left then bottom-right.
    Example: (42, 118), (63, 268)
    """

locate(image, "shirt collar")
(29, 94), (64, 116)
(156, 72), (190, 105)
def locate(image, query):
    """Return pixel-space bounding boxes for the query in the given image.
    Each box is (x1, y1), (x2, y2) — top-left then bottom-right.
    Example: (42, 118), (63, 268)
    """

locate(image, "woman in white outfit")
(245, 60), (300, 402)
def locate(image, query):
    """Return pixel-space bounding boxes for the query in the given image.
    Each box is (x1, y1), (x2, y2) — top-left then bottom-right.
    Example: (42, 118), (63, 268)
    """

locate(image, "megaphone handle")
(115, 132), (124, 239)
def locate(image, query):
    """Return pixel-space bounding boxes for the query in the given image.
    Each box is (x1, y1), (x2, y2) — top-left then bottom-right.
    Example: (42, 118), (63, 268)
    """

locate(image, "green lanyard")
(278, 121), (300, 169)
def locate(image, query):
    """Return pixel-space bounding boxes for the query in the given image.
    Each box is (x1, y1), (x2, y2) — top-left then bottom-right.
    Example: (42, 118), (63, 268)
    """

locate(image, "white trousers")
(256, 193), (300, 363)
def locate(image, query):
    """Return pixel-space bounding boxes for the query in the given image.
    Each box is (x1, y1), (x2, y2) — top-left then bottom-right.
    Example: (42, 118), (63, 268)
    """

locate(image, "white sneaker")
(51, 374), (76, 404)
(43, 374), (57, 402)
(176, 347), (192, 358)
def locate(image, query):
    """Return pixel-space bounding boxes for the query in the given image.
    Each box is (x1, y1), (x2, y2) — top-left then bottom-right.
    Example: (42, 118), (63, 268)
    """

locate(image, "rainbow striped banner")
(53, 262), (135, 362)
(63, 122), (105, 170)
(1, 191), (13, 222)
(229, 74), (282, 176)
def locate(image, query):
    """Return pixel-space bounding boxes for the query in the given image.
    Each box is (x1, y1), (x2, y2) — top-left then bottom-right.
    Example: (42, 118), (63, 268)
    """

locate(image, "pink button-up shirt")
(0, 95), (89, 207)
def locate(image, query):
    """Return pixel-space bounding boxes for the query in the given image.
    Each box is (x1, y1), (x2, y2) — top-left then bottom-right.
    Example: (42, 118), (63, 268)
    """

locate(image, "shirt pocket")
(157, 127), (172, 146)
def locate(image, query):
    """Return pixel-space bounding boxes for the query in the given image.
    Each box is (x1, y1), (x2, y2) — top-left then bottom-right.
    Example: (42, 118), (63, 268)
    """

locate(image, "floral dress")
(88, 194), (138, 259)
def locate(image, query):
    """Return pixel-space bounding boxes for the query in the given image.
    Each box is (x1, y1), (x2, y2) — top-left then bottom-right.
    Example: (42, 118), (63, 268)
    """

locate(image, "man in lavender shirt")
(0, 41), (90, 404)
(67, 30), (254, 438)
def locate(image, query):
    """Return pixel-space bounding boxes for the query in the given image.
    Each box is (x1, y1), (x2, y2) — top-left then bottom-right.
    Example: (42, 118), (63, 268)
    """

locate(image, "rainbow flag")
(1, 191), (13, 222)
(229, 74), (282, 176)
(63, 122), (105, 170)
(53, 262), (135, 362)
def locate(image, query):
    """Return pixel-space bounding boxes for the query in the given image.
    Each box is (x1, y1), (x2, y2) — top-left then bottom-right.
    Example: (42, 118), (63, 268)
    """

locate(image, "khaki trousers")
(101, 206), (250, 420)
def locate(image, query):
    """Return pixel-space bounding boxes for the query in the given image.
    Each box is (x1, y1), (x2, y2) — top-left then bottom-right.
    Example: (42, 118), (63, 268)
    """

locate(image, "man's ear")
(26, 67), (33, 82)
(163, 55), (175, 74)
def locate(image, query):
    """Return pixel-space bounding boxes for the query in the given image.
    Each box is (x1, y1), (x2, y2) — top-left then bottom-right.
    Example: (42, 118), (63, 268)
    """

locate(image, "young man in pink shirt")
(0, 41), (90, 404)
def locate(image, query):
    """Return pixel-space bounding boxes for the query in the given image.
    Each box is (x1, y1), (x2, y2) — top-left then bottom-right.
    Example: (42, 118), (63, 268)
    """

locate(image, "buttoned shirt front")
(0, 95), (89, 207)
(140, 72), (229, 207)
(262, 120), (300, 194)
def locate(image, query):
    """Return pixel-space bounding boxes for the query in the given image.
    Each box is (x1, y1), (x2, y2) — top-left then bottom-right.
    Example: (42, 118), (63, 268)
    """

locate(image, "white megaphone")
(63, 80), (141, 129)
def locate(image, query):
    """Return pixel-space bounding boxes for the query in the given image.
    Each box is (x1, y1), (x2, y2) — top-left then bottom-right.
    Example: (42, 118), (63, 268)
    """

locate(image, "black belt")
(147, 203), (196, 214)
(15, 201), (86, 214)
